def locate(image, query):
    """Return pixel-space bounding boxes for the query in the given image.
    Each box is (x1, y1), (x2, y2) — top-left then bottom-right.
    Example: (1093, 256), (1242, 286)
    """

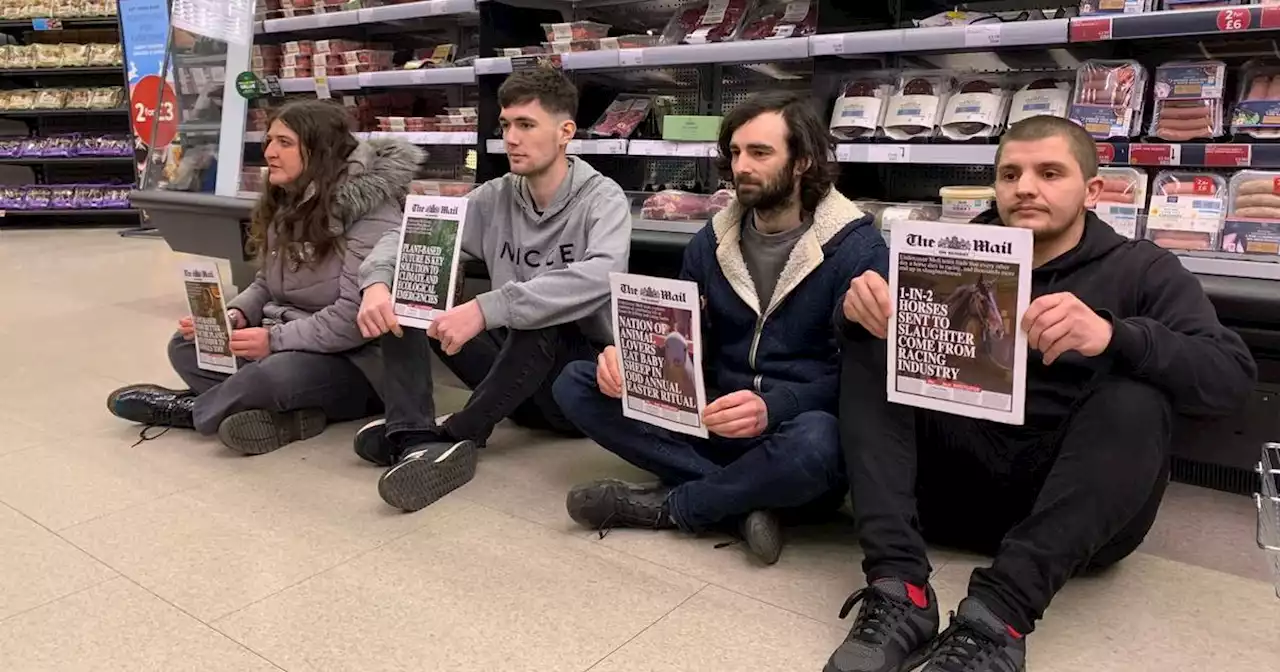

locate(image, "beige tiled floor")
(0, 228), (1277, 671)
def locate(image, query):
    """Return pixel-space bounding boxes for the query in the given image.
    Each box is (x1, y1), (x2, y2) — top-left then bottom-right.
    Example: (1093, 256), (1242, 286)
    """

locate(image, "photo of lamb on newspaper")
(887, 219), (1032, 425)
(610, 272), (709, 438)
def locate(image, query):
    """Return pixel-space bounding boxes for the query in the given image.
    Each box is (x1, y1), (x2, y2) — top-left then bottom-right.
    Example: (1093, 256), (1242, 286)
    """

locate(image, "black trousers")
(840, 339), (1171, 634)
(380, 324), (599, 447)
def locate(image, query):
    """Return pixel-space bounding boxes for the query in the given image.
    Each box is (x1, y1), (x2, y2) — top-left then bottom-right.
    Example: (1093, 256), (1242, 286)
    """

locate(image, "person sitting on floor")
(354, 66), (632, 513)
(555, 91), (888, 565)
(825, 115), (1257, 672)
(108, 99), (420, 454)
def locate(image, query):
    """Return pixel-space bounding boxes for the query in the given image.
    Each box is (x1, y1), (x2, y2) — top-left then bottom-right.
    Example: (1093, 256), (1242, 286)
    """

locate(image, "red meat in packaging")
(666, 0), (751, 45)
(641, 190), (713, 221)
(589, 97), (651, 138)
(740, 1), (817, 40)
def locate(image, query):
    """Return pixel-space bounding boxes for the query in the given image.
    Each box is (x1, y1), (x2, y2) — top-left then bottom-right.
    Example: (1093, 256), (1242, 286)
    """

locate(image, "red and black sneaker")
(919, 597), (1026, 672)
(824, 578), (940, 672)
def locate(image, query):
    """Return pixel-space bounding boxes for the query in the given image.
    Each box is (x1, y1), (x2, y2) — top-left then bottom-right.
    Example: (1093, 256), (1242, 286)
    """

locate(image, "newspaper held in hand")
(392, 195), (468, 330)
(887, 220), (1032, 425)
(181, 259), (237, 375)
(611, 272), (709, 438)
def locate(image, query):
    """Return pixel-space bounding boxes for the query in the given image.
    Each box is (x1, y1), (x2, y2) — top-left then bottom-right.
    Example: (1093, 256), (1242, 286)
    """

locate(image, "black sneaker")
(218, 408), (327, 455)
(106, 384), (196, 428)
(919, 597), (1026, 672)
(353, 418), (398, 467)
(740, 510), (783, 565)
(377, 439), (478, 512)
(824, 578), (940, 672)
(565, 479), (678, 533)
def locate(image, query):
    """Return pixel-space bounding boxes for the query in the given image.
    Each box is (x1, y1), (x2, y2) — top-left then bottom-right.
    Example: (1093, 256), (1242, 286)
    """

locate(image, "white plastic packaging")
(1149, 60), (1225, 141)
(940, 76), (1010, 141)
(830, 77), (894, 140)
(880, 72), (953, 141)
(1092, 167), (1147, 239)
(1007, 77), (1072, 126)
(1222, 170), (1280, 254)
(1145, 171), (1226, 251)
(940, 186), (996, 222)
(1069, 59), (1148, 139)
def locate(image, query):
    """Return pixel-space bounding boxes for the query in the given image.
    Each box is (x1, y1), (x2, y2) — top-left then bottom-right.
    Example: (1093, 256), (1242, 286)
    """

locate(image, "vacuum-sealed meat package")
(940, 76), (1010, 140)
(1221, 170), (1280, 254)
(829, 77), (893, 140)
(1006, 77), (1073, 125)
(588, 96), (653, 138)
(661, 0), (752, 45)
(1069, 59), (1147, 139)
(739, 1), (816, 40)
(1149, 60), (1225, 141)
(1079, 0), (1153, 14)
(641, 190), (713, 221)
(1092, 167), (1148, 239)
(1145, 171), (1226, 250)
(1230, 61), (1280, 139)
(880, 73), (953, 141)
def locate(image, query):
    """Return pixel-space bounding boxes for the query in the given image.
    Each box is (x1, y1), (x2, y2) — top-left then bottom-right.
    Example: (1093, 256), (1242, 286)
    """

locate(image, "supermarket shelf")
(359, 67), (476, 87)
(1069, 5), (1280, 42)
(247, 130), (477, 145)
(629, 139), (717, 158)
(2, 107), (127, 117)
(262, 0), (476, 32)
(278, 74), (362, 92)
(0, 66), (122, 76)
(486, 138), (628, 154)
(1177, 253), (1280, 281)
(0, 208), (139, 217)
(0, 156), (135, 165)
(812, 19), (1068, 56)
(0, 17), (119, 29)
(179, 121), (223, 134)
(632, 216), (703, 235)
(835, 143), (996, 165)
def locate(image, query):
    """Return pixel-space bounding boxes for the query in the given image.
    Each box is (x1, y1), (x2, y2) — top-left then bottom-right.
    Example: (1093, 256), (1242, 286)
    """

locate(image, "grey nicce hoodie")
(361, 156), (632, 343)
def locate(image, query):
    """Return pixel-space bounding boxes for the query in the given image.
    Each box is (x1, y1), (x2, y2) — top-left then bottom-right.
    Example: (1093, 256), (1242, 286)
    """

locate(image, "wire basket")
(1256, 442), (1280, 599)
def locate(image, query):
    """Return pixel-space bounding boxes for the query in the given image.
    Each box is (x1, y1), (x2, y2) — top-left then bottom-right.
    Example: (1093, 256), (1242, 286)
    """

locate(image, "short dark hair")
(716, 91), (836, 212)
(996, 116), (1099, 179)
(497, 66), (578, 119)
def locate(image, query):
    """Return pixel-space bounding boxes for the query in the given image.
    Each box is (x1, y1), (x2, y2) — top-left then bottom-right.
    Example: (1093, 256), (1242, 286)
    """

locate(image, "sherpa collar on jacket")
(710, 188), (865, 317)
(323, 137), (423, 237)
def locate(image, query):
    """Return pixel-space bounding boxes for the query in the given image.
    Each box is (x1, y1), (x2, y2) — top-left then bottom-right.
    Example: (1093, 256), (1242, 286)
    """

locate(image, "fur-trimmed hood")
(709, 188), (867, 317)
(327, 137), (424, 236)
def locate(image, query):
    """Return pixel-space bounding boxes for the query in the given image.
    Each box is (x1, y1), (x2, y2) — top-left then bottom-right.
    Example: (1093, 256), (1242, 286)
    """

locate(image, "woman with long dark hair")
(108, 100), (422, 454)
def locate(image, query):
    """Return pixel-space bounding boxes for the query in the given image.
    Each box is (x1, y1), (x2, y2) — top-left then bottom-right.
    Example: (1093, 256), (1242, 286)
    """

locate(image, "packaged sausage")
(1069, 59), (1147, 140)
(940, 75), (1010, 140)
(661, 0), (752, 45)
(1092, 166), (1147, 239)
(541, 21), (610, 42)
(1230, 61), (1280, 139)
(880, 72), (953, 141)
(1007, 76), (1073, 126)
(1149, 60), (1225, 141)
(1079, 0), (1153, 14)
(1145, 171), (1226, 251)
(829, 76), (894, 140)
(1221, 170), (1280, 254)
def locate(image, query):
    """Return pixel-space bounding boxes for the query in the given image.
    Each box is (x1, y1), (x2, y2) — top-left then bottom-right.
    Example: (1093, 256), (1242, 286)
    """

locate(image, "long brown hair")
(248, 100), (360, 263)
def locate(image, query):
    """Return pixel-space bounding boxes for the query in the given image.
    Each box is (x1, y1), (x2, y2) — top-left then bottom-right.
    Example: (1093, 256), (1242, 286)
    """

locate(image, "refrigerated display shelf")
(246, 130), (477, 145)
(2, 108), (128, 117)
(261, 0), (477, 33)
(0, 156), (136, 165)
(0, 66), (124, 76)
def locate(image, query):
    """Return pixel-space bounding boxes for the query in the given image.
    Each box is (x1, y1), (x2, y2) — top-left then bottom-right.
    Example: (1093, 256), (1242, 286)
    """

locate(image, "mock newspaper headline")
(887, 219), (1032, 425)
(392, 194), (468, 329)
(610, 272), (709, 438)
(181, 259), (237, 375)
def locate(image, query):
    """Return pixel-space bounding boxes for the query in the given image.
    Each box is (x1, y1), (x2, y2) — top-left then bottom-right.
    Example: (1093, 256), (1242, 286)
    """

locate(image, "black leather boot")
(106, 384), (197, 429)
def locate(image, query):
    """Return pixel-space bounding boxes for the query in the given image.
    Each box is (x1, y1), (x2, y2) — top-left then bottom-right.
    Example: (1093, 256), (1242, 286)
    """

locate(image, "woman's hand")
(178, 316), (195, 340)
(229, 327), (272, 360)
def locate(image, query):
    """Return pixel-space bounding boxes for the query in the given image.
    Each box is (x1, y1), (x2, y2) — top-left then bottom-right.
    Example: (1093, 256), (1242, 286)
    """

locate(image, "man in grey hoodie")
(354, 67), (633, 513)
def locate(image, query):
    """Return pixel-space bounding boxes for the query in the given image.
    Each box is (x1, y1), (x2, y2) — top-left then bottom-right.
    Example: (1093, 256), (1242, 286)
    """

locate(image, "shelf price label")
(867, 145), (910, 163)
(1129, 143), (1180, 166)
(1216, 7), (1251, 32)
(130, 74), (179, 148)
(1095, 142), (1116, 164)
(809, 34), (845, 56)
(1204, 144), (1252, 167)
(1263, 6), (1280, 29)
(1068, 17), (1112, 42)
(963, 24), (1002, 48)
(313, 75), (331, 99)
(618, 49), (644, 67)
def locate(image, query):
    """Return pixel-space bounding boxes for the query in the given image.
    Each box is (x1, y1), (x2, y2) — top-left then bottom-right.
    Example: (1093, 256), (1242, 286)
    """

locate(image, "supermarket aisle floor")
(0, 228), (1276, 672)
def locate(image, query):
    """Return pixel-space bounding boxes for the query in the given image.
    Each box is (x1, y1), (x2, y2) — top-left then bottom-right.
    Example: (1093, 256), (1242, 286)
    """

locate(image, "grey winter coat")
(228, 137), (423, 395)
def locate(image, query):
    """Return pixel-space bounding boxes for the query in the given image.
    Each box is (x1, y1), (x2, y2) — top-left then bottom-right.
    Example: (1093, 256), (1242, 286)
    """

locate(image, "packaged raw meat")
(707, 188), (735, 214)
(1092, 166), (1147, 239)
(1006, 77), (1073, 126)
(739, 1), (817, 40)
(588, 96), (654, 139)
(1221, 170), (1280, 254)
(541, 21), (610, 42)
(616, 35), (661, 48)
(641, 190), (713, 221)
(829, 76), (894, 140)
(880, 72), (953, 141)
(1149, 60), (1225, 141)
(661, 0), (753, 45)
(1230, 61), (1280, 139)
(1079, 0), (1152, 14)
(1145, 171), (1226, 251)
(1069, 59), (1148, 140)
(940, 75), (1010, 141)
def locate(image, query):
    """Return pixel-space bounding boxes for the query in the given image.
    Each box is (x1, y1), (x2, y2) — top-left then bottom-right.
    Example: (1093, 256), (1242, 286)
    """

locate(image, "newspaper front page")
(392, 195), (468, 330)
(610, 272), (709, 438)
(888, 220), (1032, 425)
(181, 259), (237, 375)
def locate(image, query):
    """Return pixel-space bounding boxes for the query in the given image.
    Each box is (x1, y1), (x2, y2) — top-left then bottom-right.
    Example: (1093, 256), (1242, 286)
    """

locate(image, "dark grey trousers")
(167, 333), (381, 435)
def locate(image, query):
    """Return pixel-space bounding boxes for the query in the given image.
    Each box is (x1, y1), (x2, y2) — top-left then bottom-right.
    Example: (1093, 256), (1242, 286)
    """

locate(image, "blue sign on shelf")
(119, 0), (170, 88)
(31, 18), (62, 30)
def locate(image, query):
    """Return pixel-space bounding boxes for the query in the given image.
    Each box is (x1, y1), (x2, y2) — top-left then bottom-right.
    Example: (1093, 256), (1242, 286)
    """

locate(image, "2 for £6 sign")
(130, 74), (179, 148)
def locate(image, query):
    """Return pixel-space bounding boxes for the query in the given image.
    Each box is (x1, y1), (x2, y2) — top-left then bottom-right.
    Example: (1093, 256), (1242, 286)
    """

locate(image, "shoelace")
(838, 588), (909, 644)
(131, 425), (172, 447)
(923, 615), (1002, 671)
(594, 492), (668, 540)
(128, 396), (191, 447)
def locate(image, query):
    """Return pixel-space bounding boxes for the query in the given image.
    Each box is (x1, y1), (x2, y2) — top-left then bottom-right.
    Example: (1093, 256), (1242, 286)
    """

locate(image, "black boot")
(565, 479), (678, 534)
(106, 384), (197, 429)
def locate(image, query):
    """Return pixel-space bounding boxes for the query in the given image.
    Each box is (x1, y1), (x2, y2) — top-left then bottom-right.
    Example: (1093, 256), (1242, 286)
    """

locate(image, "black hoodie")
(965, 209), (1257, 427)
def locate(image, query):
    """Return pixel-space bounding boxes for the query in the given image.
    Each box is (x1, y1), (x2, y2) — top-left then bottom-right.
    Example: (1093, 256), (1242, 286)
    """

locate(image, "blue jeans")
(553, 360), (846, 531)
